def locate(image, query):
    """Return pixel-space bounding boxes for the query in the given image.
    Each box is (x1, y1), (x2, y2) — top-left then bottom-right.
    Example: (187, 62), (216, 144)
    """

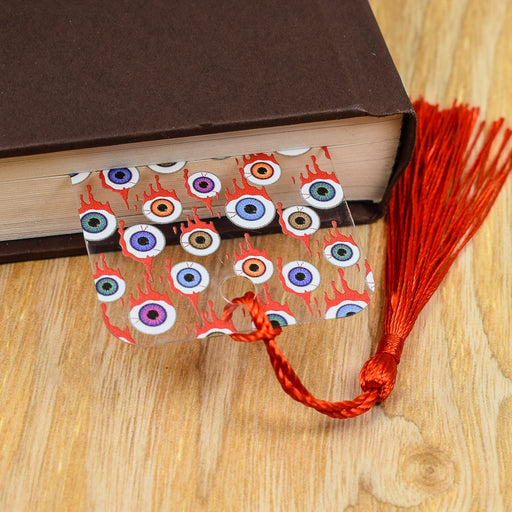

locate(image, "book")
(0, 0), (415, 263)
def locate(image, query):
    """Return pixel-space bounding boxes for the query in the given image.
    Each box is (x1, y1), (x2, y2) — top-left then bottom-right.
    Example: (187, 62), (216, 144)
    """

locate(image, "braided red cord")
(224, 292), (381, 419)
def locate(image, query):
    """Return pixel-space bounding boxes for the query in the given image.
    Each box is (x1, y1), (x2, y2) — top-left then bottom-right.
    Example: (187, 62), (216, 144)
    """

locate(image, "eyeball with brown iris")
(280, 205), (320, 237)
(180, 228), (221, 256)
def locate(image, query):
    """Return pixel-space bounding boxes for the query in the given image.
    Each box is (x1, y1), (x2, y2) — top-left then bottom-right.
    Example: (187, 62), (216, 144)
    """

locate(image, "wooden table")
(1, 1), (511, 510)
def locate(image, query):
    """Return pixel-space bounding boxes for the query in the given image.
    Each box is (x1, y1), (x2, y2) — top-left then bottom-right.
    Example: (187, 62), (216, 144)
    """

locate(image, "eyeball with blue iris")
(325, 299), (369, 319)
(170, 262), (210, 294)
(122, 224), (166, 259)
(102, 167), (140, 190)
(281, 261), (321, 294)
(225, 194), (276, 229)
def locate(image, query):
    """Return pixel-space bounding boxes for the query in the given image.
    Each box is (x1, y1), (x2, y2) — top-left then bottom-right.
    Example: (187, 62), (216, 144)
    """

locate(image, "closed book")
(0, 0), (415, 263)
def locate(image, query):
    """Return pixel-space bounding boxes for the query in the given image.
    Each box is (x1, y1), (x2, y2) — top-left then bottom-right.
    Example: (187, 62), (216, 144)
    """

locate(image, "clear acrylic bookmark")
(71, 146), (374, 346)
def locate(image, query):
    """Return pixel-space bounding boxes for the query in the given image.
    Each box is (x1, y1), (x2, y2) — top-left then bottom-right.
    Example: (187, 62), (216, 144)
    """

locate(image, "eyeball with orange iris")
(142, 195), (182, 224)
(180, 228), (220, 256)
(148, 161), (186, 173)
(281, 206), (320, 237)
(122, 224), (166, 258)
(324, 240), (360, 267)
(225, 195), (276, 229)
(281, 261), (321, 293)
(102, 167), (140, 189)
(187, 172), (222, 198)
(234, 255), (274, 284)
(300, 178), (344, 209)
(129, 300), (176, 335)
(325, 300), (368, 319)
(264, 310), (296, 328)
(170, 261), (210, 294)
(80, 209), (117, 241)
(94, 274), (126, 302)
(243, 159), (281, 185)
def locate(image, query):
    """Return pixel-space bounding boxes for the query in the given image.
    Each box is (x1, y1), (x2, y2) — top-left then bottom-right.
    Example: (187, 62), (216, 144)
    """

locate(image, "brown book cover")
(0, 0), (415, 263)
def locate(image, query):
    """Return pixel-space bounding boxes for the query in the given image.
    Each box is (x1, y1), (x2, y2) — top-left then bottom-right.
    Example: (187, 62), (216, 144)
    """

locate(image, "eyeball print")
(275, 148), (310, 156)
(94, 274), (126, 302)
(325, 300), (369, 319)
(70, 172), (90, 184)
(148, 161), (186, 174)
(170, 262), (210, 294)
(143, 195), (182, 224)
(234, 256), (274, 284)
(324, 240), (360, 267)
(180, 228), (220, 256)
(243, 159), (282, 185)
(196, 327), (234, 339)
(187, 172), (222, 198)
(80, 209), (117, 241)
(122, 224), (166, 258)
(225, 195), (276, 229)
(281, 261), (321, 294)
(300, 178), (344, 209)
(129, 300), (176, 335)
(102, 167), (140, 189)
(280, 206), (320, 237)
(265, 310), (296, 328)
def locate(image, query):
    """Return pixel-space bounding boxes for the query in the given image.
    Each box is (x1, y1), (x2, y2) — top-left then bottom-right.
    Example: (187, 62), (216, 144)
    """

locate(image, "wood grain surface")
(1, 1), (511, 510)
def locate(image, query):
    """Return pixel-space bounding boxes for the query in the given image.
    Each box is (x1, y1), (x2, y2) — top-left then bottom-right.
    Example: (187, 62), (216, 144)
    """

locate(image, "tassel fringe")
(226, 98), (512, 418)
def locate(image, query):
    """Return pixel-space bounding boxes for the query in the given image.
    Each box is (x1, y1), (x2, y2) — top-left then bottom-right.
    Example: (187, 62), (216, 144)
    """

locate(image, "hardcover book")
(0, 0), (415, 263)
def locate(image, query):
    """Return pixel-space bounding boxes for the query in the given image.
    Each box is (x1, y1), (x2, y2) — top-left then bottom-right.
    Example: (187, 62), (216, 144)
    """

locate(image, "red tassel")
(226, 98), (512, 418)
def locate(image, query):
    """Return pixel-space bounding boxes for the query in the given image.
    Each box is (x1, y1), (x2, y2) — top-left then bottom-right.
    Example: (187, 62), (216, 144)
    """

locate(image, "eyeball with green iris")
(187, 172), (222, 198)
(180, 228), (221, 256)
(325, 299), (369, 319)
(80, 209), (117, 241)
(122, 224), (166, 259)
(94, 274), (126, 302)
(234, 255), (274, 284)
(102, 167), (140, 189)
(280, 205), (320, 237)
(143, 195), (182, 224)
(324, 240), (360, 267)
(129, 300), (176, 335)
(265, 310), (296, 328)
(148, 162), (186, 173)
(225, 195), (276, 229)
(281, 261), (321, 294)
(170, 262), (210, 294)
(243, 158), (282, 186)
(300, 178), (344, 209)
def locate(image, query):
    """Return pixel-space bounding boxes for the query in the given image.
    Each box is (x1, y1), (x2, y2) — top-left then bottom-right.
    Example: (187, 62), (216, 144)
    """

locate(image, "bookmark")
(71, 146), (374, 346)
